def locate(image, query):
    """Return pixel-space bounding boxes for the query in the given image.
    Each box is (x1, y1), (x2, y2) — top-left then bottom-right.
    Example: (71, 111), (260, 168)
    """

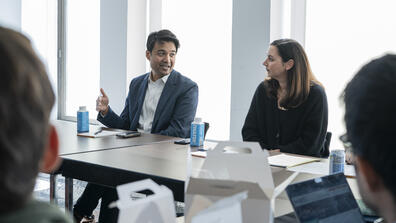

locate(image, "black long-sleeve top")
(242, 82), (328, 157)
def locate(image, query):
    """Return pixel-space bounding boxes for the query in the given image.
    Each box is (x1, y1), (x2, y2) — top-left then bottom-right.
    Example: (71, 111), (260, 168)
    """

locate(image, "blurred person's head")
(0, 26), (59, 214)
(343, 54), (396, 222)
(263, 38), (321, 109)
(146, 29), (180, 80)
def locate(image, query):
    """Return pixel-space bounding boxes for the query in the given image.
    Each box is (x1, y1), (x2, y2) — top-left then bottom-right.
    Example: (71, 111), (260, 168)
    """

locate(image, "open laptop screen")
(286, 173), (364, 223)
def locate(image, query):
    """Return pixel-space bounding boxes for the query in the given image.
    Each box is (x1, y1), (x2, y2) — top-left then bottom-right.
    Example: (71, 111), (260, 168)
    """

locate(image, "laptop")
(285, 173), (365, 223)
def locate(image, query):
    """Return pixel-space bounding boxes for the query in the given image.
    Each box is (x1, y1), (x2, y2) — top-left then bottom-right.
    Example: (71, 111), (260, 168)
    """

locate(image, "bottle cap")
(194, 117), (202, 123)
(79, 106), (87, 111)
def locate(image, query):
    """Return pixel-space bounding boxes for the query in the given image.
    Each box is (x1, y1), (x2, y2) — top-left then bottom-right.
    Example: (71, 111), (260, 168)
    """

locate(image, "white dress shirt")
(138, 73), (169, 132)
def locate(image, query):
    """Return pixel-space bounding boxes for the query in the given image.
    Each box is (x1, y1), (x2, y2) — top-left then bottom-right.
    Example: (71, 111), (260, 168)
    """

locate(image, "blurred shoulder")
(0, 200), (73, 223)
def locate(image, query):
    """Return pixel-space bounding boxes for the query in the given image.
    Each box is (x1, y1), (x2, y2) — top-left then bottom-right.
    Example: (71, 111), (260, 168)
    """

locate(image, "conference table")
(52, 120), (362, 219)
(60, 141), (204, 206)
(53, 120), (177, 156)
(51, 120), (178, 210)
(59, 141), (360, 218)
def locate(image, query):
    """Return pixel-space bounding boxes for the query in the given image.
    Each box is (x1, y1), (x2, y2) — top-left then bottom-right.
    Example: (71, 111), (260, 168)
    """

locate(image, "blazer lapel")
(152, 71), (177, 131)
(132, 74), (149, 127)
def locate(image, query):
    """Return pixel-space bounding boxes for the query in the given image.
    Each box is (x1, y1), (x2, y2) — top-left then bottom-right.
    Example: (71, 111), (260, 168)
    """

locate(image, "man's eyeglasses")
(340, 133), (354, 164)
(339, 133), (352, 150)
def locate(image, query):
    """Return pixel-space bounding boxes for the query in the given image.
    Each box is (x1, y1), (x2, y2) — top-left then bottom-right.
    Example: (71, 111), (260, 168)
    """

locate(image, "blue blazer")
(98, 70), (198, 138)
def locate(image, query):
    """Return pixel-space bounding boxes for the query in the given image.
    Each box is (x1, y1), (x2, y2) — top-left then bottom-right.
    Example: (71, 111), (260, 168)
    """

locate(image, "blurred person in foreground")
(0, 26), (72, 223)
(343, 54), (396, 222)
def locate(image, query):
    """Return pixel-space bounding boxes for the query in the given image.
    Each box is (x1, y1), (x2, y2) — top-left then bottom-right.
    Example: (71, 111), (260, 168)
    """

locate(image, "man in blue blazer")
(97, 69), (198, 138)
(73, 29), (198, 223)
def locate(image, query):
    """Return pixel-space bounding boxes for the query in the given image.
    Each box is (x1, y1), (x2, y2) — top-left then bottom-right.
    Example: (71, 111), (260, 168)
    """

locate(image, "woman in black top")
(242, 39), (328, 157)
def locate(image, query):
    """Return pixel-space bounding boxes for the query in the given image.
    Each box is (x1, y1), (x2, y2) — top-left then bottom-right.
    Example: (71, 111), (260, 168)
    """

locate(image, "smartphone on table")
(116, 131), (141, 138)
(174, 138), (190, 145)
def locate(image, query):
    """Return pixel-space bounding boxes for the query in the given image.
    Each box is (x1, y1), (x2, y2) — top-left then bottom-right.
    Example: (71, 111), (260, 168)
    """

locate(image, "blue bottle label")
(77, 111), (89, 133)
(190, 123), (204, 147)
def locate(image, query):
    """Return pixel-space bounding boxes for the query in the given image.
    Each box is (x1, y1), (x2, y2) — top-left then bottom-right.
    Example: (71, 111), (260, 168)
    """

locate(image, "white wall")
(270, 0), (306, 46)
(230, 0), (271, 140)
(0, 0), (21, 30)
(100, 0), (128, 115)
(101, 0), (273, 140)
(1, 0), (274, 139)
(161, 0), (232, 140)
(126, 0), (147, 87)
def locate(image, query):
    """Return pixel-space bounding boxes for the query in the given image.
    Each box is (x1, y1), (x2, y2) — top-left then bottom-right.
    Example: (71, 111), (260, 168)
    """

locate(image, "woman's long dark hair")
(264, 39), (322, 109)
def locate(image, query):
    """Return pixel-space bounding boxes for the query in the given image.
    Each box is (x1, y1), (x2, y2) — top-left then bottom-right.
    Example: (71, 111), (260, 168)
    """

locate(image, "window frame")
(57, 0), (100, 123)
(57, 0), (70, 121)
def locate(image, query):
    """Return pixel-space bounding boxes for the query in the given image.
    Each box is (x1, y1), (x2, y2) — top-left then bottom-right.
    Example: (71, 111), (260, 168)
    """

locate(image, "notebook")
(285, 173), (365, 223)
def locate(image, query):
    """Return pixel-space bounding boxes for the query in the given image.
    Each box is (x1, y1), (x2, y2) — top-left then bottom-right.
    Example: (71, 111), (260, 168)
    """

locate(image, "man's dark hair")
(343, 54), (396, 202)
(0, 27), (55, 213)
(146, 29), (180, 52)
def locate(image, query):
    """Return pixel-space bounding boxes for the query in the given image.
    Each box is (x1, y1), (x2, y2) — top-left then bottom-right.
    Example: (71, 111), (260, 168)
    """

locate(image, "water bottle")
(190, 117), (204, 147)
(329, 150), (345, 174)
(77, 106), (89, 133)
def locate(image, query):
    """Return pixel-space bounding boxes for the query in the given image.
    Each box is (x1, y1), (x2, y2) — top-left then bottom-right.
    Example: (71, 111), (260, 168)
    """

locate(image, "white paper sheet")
(77, 130), (119, 138)
(268, 154), (321, 168)
(191, 151), (207, 158)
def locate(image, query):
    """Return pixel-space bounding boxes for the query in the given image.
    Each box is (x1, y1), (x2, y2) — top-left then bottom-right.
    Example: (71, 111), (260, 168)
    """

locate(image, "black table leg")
(50, 174), (57, 205)
(65, 177), (73, 213)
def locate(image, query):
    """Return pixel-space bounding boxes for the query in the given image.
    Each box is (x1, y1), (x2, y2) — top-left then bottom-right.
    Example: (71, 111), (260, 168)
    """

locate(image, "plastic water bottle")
(77, 106), (89, 133)
(329, 150), (345, 174)
(190, 117), (204, 147)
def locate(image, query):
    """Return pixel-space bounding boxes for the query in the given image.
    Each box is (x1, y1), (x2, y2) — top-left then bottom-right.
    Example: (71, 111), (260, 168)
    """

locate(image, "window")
(61, 0), (100, 120)
(270, 0), (292, 41)
(270, 0), (306, 47)
(305, 0), (396, 149)
(161, 0), (232, 140)
(21, 0), (58, 119)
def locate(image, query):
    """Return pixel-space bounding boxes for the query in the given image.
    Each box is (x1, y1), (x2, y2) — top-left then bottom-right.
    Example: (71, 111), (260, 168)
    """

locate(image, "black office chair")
(204, 122), (210, 139)
(322, 132), (332, 158)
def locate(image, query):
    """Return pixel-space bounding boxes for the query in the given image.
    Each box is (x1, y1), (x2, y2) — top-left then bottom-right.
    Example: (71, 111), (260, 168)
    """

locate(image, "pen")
(94, 128), (103, 135)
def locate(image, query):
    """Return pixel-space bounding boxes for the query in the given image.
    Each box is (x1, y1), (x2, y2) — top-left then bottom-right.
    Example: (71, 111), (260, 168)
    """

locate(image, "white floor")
(34, 173), (101, 220)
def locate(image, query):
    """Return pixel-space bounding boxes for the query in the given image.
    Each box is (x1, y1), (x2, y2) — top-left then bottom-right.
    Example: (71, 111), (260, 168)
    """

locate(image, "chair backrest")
(322, 132), (332, 158)
(204, 122), (210, 139)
